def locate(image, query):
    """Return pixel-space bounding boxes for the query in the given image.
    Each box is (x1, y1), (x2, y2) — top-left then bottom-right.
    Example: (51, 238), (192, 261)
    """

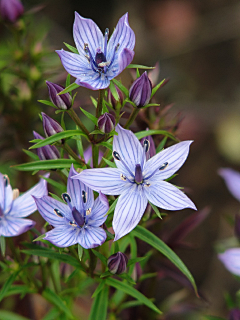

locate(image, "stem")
(99, 148), (112, 168)
(49, 262), (60, 294)
(96, 89), (105, 118)
(89, 249), (97, 278)
(61, 143), (90, 168)
(67, 108), (89, 137)
(92, 144), (99, 168)
(124, 108), (140, 129)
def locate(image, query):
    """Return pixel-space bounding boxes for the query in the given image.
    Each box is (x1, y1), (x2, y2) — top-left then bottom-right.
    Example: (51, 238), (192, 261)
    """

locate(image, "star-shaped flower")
(73, 125), (197, 240)
(34, 165), (109, 249)
(0, 173), (48, 237)
(56, 12), (135, 90)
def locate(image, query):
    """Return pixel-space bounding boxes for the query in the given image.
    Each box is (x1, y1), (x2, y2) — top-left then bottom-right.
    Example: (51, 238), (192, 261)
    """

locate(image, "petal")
(56, 49), (91, 79)
(10, 175), (48, 218)
(72, 168), (127, 195)
(83, 145), (103, 167)
(68, 164), (94, 212)
(0, 216), (35, 237)
(0, 173), (13, 213)
(75, 74), (110, 90)
(144, 180), (196, 211)
(143, 141), (193, 181)
(116, 48), (135, 75)
(33, 195), (72, 227)
(113, 124), (145, 176)
(44, 226), (77, 248)
(218, 248), (240, 276)
(107, 13), (135, 59)
(113, 185), (148, 241)
(87, 192), (109, 227)
(73, 12), (103, 57)
(218, 168), (240, 201)
(77, 226), (106, 249)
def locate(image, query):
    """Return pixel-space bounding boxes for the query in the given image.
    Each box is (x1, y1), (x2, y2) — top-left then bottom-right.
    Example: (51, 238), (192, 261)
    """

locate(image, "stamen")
(62, 193), (71, 204)
(159, 162), (168, 170)
(135, 164), (143, 184)
(120, 174), (127, 181)
(12, 189), (19, 200)
(86, 208), (92, 216)
(72, 207), (84, 227)
(145, 183), (151, 187)
(70, 221), (77, 227)
(84, 43), (98, 71)
(143, 139), (150, 153)
(3, 175), (9, 187)
(54, 208), (64, 218)
(113, 151), (121, 161)
(82, 190), (87, 204)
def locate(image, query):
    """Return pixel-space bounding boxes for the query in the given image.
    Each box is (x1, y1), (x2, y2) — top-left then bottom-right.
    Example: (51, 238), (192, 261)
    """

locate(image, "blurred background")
(1, 0), (240, 319)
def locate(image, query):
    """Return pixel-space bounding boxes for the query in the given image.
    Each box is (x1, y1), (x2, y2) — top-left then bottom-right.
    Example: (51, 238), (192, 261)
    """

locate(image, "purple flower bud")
(33, 131), (60, 160)
(42, 112), (64, 137)
(229, 309), (240, 320)
(0, 0), (24, 23)
(129, 71), (152, 107)
(98, 113), (115, 134)
(108, 85), (124, 109)
(107, 252), (128, 274)
(46, 81), (72, 110)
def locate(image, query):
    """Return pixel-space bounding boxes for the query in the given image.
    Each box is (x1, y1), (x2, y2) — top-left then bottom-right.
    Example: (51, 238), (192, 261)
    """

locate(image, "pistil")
(135, 164), (143, 184)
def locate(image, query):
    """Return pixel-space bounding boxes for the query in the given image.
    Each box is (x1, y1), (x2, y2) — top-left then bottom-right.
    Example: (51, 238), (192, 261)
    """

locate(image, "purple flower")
(33, 165), (109, 249)
(219, 168), (240, 202)
(0, 0), (23, 23)
(218, 248), (240, 276)
(42, 112), (64, 137)
(73, 124), (196, 240)
(0, 173), (48, 237)
(33, 131), (60, 160)
(46, 81), (72, 110)
(56, 12), (135, 90)
(98, 113), (115, 133)
(83, 146), (103, 167)
(107, 252), (128, 274)
(129, 71), (152, 107)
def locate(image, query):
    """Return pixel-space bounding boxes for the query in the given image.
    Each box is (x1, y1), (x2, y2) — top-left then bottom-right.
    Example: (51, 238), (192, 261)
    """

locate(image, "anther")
(12, 189), (19, 200)
(54, 209), (64, 218)
(145, 183), (151, 187)
(143, 139), (150, 153)
(120, 174), (127, 181)
(113, 151), (121, 161)
(86, 208), (92, 215)
(62, 193), (71, 203)
(70, 221), (77, 227)
(159, 162), (168, 171)
(82, 190), (87, 204)
(3, 175), (9, 187)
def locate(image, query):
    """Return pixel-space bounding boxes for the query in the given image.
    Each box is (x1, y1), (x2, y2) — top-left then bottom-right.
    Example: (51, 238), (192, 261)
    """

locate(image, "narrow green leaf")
(149, 202), (162, 219)
(156, 136), (168, 153)
(41, 176), (66, 193)
(127, 64), (155, 70)
(102, 157), (116, 168)
(0, 236), (6, 257)
(136, 68), (140, 78)
(132, 225), (198, 296)
(127, 256), (148, 267)
(118, 273), (136, 285)
(142, 103), (160, 109)
(38, 100), (56, 108)
(90, 96), (98, 108)
(65, 74), (71, 88)
(80, 107), (98, 126)
(76, 133), (84, 159)
(78, 244), (83, 261)
(43, 288), (74, 319)
(89, 285), (109, 320)
(204, 317), (225, 320)
(29, 130), (86, 149)
(105, 230), (114, 240)
(139, 272), (158, 282)
(64, 42), (78, 54)
(135, 130), (177, 141)
(100, 271), (112, 278)
(151, 79), (166, 98)
(0, 310), (31, 320)
(58, 82), (80, 95)
(42, 307), (61, 320)
(106, 278), (161, 314)
(118, 300), (147, 312)
(102, 99), (108, 114)
(22, 149), (39, 161)
(32, 233), (46, 242)
(98, 142), (112, 150)
(89, 130), (104, 135)
(0, 270), (21, 302)
(109, 80), (119, 101)
(112, 78), (129, 97)
(5, 285), (35, 298)
(91, 280), (106, 298)
(104, 197), (118, 216)
(13, 159), (81, 171)
(91, 249), (107, 265)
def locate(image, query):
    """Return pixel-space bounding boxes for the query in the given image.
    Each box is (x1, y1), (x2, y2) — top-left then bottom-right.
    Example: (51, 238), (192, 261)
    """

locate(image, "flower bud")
(98, 113), (115, 134)
(108, 85), (124, 109)
(129, 71), (152, 108)
(33, 131), (60, 160)
(42, 112), (64, 137)
(107, 252), (128, 274)
(0, 0), (24, 23)
(229, 308), (240, 320)
(46, 81), (72, 110)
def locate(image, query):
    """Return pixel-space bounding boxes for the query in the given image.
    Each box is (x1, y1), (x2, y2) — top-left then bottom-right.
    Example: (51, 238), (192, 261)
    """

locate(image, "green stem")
(92, 143), (99, 168)
(61, 143), (90, 168)
(89, 249), (97, 278)
(68, 246), (87, 271)
(96, 89), (105, 118)
(99, 148), (112, 168)
(124, 108), (140, 129)
(67, 108), (89, 137)
(48, 262), (60, 294)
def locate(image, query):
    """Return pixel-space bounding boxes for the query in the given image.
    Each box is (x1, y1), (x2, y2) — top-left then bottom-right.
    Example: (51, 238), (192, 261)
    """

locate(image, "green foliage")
(89, 285), (109, 320)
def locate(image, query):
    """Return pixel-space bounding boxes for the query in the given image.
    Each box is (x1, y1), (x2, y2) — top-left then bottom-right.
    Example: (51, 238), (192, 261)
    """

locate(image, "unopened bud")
(108, 85), (124, 109)
(46, 81), (72, 110)
(229, 308), (240, 320)
(98, 113), (115, 134)
(129, 71), (152, 107)
(33, 131), (60, 160)
(107, 252), (128, 274)
(42, 112), (63, 137)
(0, 0), (24, 23)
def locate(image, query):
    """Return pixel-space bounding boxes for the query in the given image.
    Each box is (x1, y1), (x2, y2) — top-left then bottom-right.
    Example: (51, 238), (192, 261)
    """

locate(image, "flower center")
(72, 207), (84, 227)
(135, 164), (143, 184)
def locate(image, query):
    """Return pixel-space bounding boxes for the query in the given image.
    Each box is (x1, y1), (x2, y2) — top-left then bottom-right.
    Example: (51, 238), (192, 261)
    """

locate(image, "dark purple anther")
(0, 0), (24, 23)
(107, 252), (128, 274)
(135, 164), (143, 184)
(72, 207), (84, 227)
(95, 48), (106, 66)
(33, 131), (60, 160)
(98, 113), (115, 133)
(46, 81), (72, 110)
(229, 308), (240, 320)
(129, 71), (152, 108)
(42, 112), (64, 138)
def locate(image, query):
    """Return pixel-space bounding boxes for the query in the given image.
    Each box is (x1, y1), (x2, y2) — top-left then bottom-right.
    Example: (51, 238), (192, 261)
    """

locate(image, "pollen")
(86, 208), (92, 215)
(12, 189), (19, 200)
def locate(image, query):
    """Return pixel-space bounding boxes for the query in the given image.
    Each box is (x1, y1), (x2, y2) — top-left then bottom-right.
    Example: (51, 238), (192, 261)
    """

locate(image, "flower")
(218, 168), (240, 201)
(0, 173), (48, 237)
(107, 252), (128, 274)
(33, 131), (60, 160)
(218, 248), (240, 276)
(73, 124), (196, 240)
(46, 81), (72, 110)
(41, 112), (63, 137)
(98, 113), (115, 133)
(56, 12), (135, 90)
(0, 0), (24, 23)
(33, 165), (109, 249)
(129, 71), (152, 107)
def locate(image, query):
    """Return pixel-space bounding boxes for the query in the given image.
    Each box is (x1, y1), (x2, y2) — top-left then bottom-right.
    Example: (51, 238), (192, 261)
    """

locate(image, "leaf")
(109, 80), (119, 101)
(102, 157), (116, 168)
(156, 136), (168, 153)
(105, 278), (161, 314)
(42, 308), (61, 320)
(42, 288), (74, 319)
(98, 142), (112, 151)
(0, 310), (31, 320)
(76, 134), (84, 159)
(41, 176), (66, 193)
(33, 233), (46, 242)
(127, 64), (155, 70)
(65, 74), (71, 88)
(149, 202), (162, 219)
(38, 100), (56, 108)
(90, 96), (98, 108)
(112, 79), (129, 97)
(118, 300), (148, 312)
(77, 244), (83, 262)
(204, 317), (226, 320)
(89, 285), (109, 320)
(22, 149), (39, 161)
(13, 159), (81, 171)
(80, 107), (98, 126)
(29, 130), (86, 149)
(142, 103), (160, 109)
(118, 273), (136, 285)
(64, 42), (78, 54)
(102, 99), (109, 114)
(132, 225), (198, 296)
(127, 256), (148, 267)
(91, 249), (107, 265)
(0, 236), (6, 257)
(104, 197), (118, 217)
(91, 280), (106, 298)
(5, 285), (35, 298)
(58, 82), (80, 95)
(151, 79), (166, 98)
(135, 130), (177, 141)
(0, 269), (21, 302)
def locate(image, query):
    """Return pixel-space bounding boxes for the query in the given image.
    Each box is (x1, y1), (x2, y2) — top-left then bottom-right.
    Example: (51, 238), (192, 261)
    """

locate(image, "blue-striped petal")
(44, 226), (77, 247)
(77, 226), (106, 249)
(33, 195), (72, 227)
(72, 168), (127, 195)
(219, 248), (240, 276)
(144, 180), (196, 211)
(75, 73), (110, 90)
(10, 176), (48, 218)
(117, 48), (134, 75)
(113, 185), (148, 241)
(218, 168), (240, 202)
(87, 192), (108, 227)
(0, 216), (35, 237)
